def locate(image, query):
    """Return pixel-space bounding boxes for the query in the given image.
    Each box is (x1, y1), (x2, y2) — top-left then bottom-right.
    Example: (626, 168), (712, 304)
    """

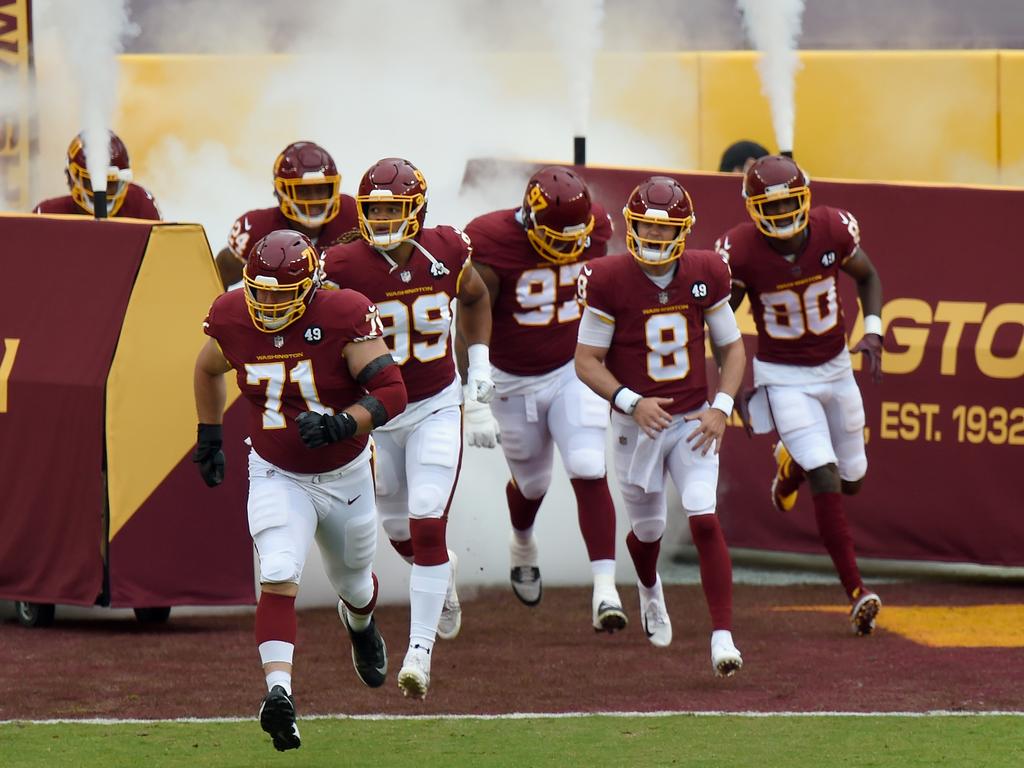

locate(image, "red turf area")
(3, 581), (1021, 720)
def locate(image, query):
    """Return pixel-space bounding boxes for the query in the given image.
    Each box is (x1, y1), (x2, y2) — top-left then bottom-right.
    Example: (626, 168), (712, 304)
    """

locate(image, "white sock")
(638, 575), (663, 604)
(345, 608), (372, 632)
(409, 562), (449, 652)
(592, 569), (619, 601)
(511, 527), (535, 547)
(265, 669), (292, 695)
(712, 629), (735, 647)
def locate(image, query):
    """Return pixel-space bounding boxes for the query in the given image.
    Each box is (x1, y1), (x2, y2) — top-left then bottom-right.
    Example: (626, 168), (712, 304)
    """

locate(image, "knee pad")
(408, 482), (448, 520)
(681, 480), (717, 514)
(259, 552), (301, 584)
(840, 455), (868, 484)
(564, 447), (606, 480)
(513, 469), (551, 501)
(381, 515), (410, 544)
(631, 518), (666, 543)
(336, 570), (375, 611)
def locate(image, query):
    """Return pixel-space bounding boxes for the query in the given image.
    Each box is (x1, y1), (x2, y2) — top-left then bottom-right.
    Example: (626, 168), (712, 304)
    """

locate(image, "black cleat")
(343, 610), (388, 688)
(259, 685), (300, 751)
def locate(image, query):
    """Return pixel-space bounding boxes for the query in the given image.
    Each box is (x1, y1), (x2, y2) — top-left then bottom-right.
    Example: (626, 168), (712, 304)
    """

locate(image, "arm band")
(356, 353), (397, 386)
(863, 314), (882, 336)
(612, 386), (642, 415)
(357, 395), (389, 428)
(710, 392), (735, 416)
(361, 362), (407, 425)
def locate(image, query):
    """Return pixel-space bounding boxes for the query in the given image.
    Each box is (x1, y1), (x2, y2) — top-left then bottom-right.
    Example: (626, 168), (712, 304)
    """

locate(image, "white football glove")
(463, 389), (500, 449)
(465, 343), (495, 404)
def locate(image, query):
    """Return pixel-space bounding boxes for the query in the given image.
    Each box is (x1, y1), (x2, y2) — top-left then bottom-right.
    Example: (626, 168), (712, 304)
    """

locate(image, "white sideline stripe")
(3, 710), (1024, 726)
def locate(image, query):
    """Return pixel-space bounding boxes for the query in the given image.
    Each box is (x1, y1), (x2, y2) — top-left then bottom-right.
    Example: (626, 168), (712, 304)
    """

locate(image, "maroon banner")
(0, 214), (150, 604)
(464, 160), (1024, 567)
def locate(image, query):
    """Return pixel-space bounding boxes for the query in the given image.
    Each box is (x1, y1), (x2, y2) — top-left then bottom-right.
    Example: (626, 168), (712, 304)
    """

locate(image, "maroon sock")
(812, 491), (864, 600)
(255, 591), (297, 646)
(689, 514), (733, 631)
(570, 477), (617, 562)
(626, 531), (661, 588)
(409, 517), (448, 566)
(389, 537), (415, 561)
(342, 572), (379, 616)
(507, 480), (544, 533)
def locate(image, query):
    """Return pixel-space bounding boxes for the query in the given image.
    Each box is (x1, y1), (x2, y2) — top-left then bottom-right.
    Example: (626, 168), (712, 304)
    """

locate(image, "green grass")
(1, 715), (1020, 768)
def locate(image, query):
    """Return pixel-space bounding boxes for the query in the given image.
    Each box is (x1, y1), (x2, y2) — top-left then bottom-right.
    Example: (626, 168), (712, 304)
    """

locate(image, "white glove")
(465, 343), (495, 404)
(463, 389), (500, 449)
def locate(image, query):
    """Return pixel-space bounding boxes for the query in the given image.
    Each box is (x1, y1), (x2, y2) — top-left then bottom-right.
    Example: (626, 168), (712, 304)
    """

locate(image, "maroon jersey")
(717, 206), (860, 367)
(466, 203), (612, 376)
(322, 226), (471, 403)
(582, 251), (731, 416)
(226, 196), (359, 262)
(203, 288), (379, 474)
(33, 183), (161, 220)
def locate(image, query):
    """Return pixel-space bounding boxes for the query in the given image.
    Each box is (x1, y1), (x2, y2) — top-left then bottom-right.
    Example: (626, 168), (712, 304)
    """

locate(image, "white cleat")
(510, 533), (542, 606)
(850, 590), (882, 636)
(397, 645), (431, 700)
(710, 630), (743, 678)
(437, 550), (462, 640)
(639, 584), (672, 648)
(592, 587), (628, 633)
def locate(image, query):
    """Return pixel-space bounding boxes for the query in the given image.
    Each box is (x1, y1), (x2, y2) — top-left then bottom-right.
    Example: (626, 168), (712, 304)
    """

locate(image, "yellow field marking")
(774, 604), (1024, 648)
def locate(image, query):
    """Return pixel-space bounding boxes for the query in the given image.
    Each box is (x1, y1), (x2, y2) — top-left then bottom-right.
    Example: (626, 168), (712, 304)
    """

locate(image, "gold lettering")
(975, 303), (1024, 379)
(899, 402), (920, 441)
(0, 337), (19, 413)
(880, 401), (900, 439)
(881, 298), (932, 375)
(933, 301), (986, 376)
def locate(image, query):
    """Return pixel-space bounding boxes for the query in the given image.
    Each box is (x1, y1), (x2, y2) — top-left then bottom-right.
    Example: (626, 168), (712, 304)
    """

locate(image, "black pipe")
(780, 149), (794, 159)
(93, 189), (108, 219)
(573, 135), (586, 166)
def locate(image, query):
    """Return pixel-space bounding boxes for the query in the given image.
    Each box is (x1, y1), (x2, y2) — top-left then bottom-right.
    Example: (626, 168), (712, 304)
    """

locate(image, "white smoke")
(737, 0), (806, 154)
(50, 0), (134, 196)
(542, 0), (606, 139)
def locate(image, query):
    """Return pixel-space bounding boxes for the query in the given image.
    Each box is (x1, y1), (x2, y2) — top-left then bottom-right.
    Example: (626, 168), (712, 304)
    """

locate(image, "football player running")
(322, 158), (494, 700)
(715, 154), (884, 636)
(463, 166), (628, 633)
(34, 131), (160, 220)
(214, 141), (358, 289)
(194, 230), (407, 751)
(576, 176), (746, 677)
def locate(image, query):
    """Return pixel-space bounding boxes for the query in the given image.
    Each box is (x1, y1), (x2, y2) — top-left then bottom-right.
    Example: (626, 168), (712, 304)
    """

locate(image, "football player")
(463, 166), (628, 633)
(214, 141), (358, 289)
(575, 176), (746, 677)
(33, 131), (160, 219)
(322, 158), (494, 700)
(715, 154), (884, 636)
(194, 230), (407, 751)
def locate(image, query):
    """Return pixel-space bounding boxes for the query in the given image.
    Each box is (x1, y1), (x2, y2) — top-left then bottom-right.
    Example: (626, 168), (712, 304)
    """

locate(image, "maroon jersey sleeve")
(226, 208), (275, 262)
(824, 205), (861, 262)
(120, 184), (161, 220)
(33, 196), (80, 215)
(587, 202), (613, 259)
(579, 255), (618, 321)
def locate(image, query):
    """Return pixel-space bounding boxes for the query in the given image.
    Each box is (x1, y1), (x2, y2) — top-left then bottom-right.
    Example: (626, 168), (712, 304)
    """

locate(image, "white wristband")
(613, 387), (642, 415)
(711, 391), (734, 416)
(467, 343), (490, 369)
(863, 315), (882, 336)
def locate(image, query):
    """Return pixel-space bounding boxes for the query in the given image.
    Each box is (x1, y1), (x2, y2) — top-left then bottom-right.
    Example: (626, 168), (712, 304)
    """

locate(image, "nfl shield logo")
(399, 270), (412, 283)
(658, 290), (669, 305)
(273, 335), (285, 349)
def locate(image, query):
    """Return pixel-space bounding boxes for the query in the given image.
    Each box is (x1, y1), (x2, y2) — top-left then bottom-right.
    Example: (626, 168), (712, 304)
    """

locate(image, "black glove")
(193, 423), (225, 487)
(734, 387), (757, 438)
(852, 333), (884, 384)
(296, 411), (357, 448)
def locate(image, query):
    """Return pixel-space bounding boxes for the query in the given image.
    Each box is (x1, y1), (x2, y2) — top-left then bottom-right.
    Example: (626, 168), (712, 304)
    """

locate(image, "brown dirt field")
(3, 581), (1022, 721)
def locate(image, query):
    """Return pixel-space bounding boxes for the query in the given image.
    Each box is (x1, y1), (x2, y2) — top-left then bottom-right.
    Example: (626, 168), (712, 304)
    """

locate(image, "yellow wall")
(112, 50), (1023, 187)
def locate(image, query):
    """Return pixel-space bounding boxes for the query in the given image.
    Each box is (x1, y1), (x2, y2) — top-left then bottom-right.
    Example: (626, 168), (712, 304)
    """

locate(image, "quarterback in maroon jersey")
(716, 154), (884, 636)
(33, 131), (161, 220)
(214, 141), (359, 289)
(576, 176), (746, 677)
(194, 230), (407, 751)
(464, 166), (628, 632)
(322, 157), (494, 700)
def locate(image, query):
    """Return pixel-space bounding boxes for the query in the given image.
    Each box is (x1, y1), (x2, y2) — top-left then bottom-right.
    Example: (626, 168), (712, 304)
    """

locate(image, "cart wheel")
(14, 601), (56, 628)
(133, 606), (171, 624)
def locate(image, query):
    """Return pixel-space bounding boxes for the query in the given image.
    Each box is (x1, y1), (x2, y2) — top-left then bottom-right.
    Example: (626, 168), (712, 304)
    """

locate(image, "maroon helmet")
(273, 141), (342, 228)
(243, 230), (322, 332)
(743, 155), (811, 238)
(521, 166), (595, 264)
(623, 176), (695, 265)
(65, 130), (132, 215)
(356, 157), (428, 250)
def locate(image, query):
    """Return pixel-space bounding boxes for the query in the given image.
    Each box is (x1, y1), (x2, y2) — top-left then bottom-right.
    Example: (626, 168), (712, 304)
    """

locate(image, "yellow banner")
(0, 0), (33, 211)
